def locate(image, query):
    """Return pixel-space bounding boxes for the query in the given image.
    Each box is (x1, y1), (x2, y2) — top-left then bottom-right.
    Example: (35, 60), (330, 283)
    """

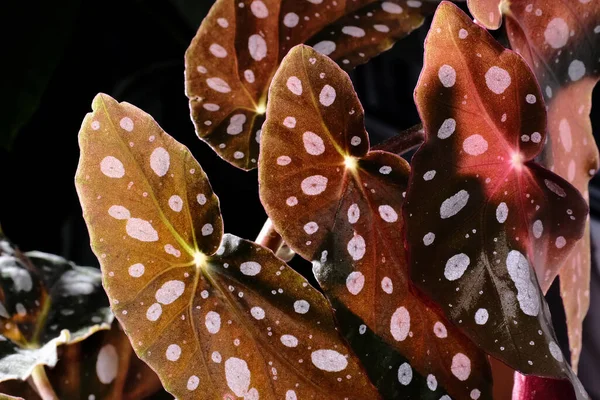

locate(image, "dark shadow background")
(1, 0), (598, 398)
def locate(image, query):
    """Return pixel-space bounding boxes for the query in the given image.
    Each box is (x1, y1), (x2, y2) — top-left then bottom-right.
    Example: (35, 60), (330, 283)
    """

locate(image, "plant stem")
(372, 123), (425, 155)
(256, 219), (284, 253)
(29, 364), (59, 400)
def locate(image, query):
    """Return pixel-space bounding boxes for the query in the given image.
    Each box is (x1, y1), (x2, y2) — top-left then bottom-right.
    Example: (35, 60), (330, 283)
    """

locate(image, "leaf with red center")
(75, 94), (378, 399)
(259, 44), (491, 399)
(503, 0), (600, 370)
(0, 236), (113, 382)
(185, 0), (437, 170)
(405, 2), (588, 395)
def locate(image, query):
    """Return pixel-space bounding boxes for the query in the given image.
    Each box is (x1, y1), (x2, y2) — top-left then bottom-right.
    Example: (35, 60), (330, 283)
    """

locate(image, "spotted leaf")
(0, 236), (112, 382)
(259, 44), (492, 399)
(503, 0), (600, 371)
(75, 93), (379, 400)
(185, 0), (437, 170)
(405, 2), (588, 396)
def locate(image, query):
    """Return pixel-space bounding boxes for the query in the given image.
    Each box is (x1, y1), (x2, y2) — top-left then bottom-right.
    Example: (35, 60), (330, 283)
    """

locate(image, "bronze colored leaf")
(0, 236), (112, 382)
(503, 0), (600, 370)
(259, 44), (492, 399)
(405, 2), (588, 397)
(75, 93), (378, 399)
(185, 0), (437, 170)
(466, 0), (504, 29)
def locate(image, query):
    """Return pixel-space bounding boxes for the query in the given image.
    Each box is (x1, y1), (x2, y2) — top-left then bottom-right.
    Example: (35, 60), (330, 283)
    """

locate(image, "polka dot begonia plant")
(64, 0), (598, 399)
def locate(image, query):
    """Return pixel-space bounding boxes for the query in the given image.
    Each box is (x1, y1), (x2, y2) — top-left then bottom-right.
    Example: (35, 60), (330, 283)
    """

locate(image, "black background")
(1, 0), (598, 397)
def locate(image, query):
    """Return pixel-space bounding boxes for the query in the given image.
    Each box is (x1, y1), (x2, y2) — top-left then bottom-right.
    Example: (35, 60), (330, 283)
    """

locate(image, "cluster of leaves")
(2, 0), (597, 399)
(0, 232), (168, 399)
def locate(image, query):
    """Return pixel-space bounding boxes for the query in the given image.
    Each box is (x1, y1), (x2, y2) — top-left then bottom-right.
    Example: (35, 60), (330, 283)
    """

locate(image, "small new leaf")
(75, 94), (378, 399)
(503, 0), (600, 371)
(259, 44), (491, 399)
(185, 0), (436, 170)
(466, 0), (506, 29)
(0, 237), (112, 382)
(406, 2), (588, 397)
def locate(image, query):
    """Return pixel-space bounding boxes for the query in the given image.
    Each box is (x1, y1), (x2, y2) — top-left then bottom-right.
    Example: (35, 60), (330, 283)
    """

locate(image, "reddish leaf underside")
(259, 44), (491, 400)
(75, 94), (378, 400)
(185, 0), (436, 170)
(405, 2), (588, 397)
(504, 0), (600, 370)
(512, 372), (577, 400)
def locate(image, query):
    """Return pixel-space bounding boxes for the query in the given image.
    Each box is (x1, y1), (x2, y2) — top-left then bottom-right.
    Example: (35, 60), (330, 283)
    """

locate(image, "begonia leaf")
(185, 0), (437, 170)
(405, 2), (588, 397)
(75, 93), (379, 400)
(258, 44), (492, 399)
(0, 236), (112, 382)
(503, 0), (600, 370)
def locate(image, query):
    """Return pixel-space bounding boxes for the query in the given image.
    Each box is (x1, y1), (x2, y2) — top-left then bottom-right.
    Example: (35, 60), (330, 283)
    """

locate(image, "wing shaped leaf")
(259, 44), (492, 399)
(513, 373), (577, 400)
(75, 93), (378, 399)
(405, 2), (588, 396)
(0, 237), (112, 381)
(185, 0), (437, 170)
(503, 0), (600, 370)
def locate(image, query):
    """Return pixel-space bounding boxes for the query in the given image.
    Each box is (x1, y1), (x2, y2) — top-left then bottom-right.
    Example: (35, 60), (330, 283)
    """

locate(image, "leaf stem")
(29, 364), (59, 400)
(372, 123), (425, 155)
(255, 219), (284, 253)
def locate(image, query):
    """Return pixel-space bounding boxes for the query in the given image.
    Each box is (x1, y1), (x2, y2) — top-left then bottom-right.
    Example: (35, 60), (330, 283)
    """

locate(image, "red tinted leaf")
(185, 0), (436, 170)
(75, 94), (378, 399)
(259, 44), (491, 399)
(504, 0), (600, 370)
(466, 0), (504, 29)
(405, 2), (588, 396)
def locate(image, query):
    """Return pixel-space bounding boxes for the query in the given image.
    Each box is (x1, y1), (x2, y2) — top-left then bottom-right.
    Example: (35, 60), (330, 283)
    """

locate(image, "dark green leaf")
(0, 237), (112, 382)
